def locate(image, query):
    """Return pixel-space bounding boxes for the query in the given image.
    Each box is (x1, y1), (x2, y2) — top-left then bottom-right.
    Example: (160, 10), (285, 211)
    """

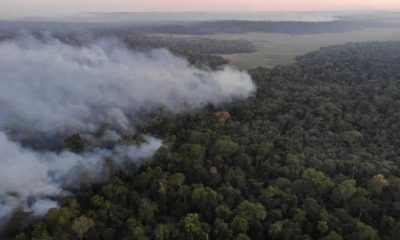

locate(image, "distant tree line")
(121, 35), (256, 54)
(0, 19), (392, 36)
(123, 20), (386, 35)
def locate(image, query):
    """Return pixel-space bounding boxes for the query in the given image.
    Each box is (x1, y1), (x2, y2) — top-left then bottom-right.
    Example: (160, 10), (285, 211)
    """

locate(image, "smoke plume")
(0, 36), (255, 222)
(0, 36), (254, 138)
(0, 130), (162, 219)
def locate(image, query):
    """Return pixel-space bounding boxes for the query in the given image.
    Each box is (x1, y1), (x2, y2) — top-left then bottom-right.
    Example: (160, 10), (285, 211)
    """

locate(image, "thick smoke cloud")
(0, 36), (255, 138)
(0, 36), (255, 222)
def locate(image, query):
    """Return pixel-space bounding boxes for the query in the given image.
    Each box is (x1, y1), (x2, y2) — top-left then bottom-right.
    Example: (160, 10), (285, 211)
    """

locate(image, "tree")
(215, 204), (232, 220)
(230, 216), (249, 234)
(348, 189), (373, 217)
(235, 200), (266, 222)
(71, 216), (94, 240)
(138, 198), (157, 224)
(126, 218), (148, 240)
(330, 180), (357, 205)
(224, 167), (246, 188)
(317, 221), (329, 235)
(293, 208), (307, 224)
(346, 220), (380, 240)
(367, 174), (388, 195)
(65, 133), (85, 153)
(235, 233), (251, 240)
(179, 144), (206, 162)
(342, 131), (362, 145)
(15, 233), (29, 240)
(214, 218), (229, 238)
(269, 219), (301, 240)
(154, 224), (170, 240)
(389, 222), (400, 240)
(168, 173), (186, 186)
(212, 138), (239, 155)
(191, 185), (221, 214)
(302, 168), (334, 195)
(31, 221), (54, 240)
(269, 220), (285, 240)
(217, 184), (242, 208)
(183, 213), (203, 240)
(303, 197), (322, 222)
(320, 231), (343, 240)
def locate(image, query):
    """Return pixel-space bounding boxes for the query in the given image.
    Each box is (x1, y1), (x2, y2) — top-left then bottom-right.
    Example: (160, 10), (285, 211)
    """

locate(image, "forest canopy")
(11, 41), (400, 240)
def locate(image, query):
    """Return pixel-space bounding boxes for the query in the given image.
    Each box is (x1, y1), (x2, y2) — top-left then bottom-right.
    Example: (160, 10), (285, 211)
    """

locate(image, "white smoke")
(0, 130), (162, 220)
(0, 36), (255, 222)
(0, 36), (255, 138)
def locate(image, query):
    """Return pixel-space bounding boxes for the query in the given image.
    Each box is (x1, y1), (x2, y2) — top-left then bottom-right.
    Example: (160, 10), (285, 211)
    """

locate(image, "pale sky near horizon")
(1, 0), (400, 18)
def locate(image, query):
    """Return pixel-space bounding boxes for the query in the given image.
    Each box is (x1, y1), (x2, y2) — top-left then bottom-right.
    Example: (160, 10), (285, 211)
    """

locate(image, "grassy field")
(155, 27), (400, 69)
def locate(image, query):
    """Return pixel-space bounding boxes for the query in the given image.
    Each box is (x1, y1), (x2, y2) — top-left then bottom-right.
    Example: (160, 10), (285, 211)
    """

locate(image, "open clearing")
(155, 27), (400, 69)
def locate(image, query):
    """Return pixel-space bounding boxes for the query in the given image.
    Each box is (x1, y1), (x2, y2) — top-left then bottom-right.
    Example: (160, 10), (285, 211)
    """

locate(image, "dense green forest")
(12, 41), (400, 240)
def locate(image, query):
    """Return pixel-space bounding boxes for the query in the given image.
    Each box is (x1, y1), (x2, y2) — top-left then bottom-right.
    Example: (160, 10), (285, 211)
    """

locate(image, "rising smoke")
(0, 35), (255, 223)
(0, 131), (162, 220)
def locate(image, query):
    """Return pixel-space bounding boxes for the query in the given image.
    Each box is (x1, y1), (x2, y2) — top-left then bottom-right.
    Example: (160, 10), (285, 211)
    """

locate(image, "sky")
(0, 0), (400, 18)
